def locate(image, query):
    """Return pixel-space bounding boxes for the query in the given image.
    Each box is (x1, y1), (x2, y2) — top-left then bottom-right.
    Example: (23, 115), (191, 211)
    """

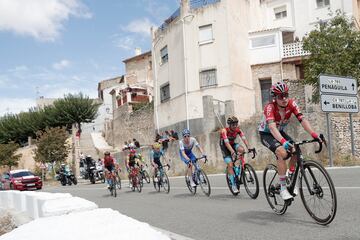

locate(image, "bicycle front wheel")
(143, 170), (151, 184)
(263, 164), (287, 215)
(112, 180), (117, 197)
(162, 172), (170, 194)
(115, 173), (121, 190)
(136, 175), (142, 193)
(198, 170), (211, 197)
(185, 175), (196, 195)
(242, 163), (259, 199)
(300, 160), (337, 225)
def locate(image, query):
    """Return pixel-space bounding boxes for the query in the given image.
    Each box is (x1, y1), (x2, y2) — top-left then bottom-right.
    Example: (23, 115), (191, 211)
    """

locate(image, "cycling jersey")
(220, 127), (246, 145)
(104, 156), (115, 167)
(258, 99), (303, 133)
(128, 155), (138, 167)
(179, 137), (199, 154)
(151, 150), (164, 160)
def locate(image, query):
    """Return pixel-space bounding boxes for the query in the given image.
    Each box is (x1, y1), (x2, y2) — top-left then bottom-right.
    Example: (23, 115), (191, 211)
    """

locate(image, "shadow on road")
(237, 210), (325, 228)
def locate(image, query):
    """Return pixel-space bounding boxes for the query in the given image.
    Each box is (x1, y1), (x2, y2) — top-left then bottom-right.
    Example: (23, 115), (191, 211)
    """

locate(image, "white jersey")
(179, 137), (199, 152)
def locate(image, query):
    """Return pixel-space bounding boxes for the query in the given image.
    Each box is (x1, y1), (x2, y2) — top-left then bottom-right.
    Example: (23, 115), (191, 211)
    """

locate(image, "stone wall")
(108, 103), (155, 150)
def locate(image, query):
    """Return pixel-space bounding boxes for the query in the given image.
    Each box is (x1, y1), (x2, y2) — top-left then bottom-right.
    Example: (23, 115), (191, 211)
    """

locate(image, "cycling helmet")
(104, 151), (110, 155)
(182, 129), (191, 137)
(270, 81), (289, 97)
(153, 143), (161, 149)
(227, 116), (238, 125)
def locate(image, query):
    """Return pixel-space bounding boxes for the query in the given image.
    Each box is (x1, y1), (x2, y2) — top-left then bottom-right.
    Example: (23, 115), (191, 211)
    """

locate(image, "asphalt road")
(44, 167), (360, 240)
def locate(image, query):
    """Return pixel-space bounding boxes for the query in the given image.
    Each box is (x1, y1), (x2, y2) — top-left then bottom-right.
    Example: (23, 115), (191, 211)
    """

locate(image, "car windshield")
(12, 171), (34, 178)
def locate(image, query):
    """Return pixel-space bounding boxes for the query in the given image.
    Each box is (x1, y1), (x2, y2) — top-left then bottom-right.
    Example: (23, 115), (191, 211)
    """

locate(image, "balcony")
(190, 0), (221, 9)
(282, 41), (310, 59)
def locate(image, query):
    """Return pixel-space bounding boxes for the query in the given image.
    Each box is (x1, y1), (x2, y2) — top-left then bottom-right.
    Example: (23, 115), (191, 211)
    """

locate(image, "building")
(151, 0), (360, 133)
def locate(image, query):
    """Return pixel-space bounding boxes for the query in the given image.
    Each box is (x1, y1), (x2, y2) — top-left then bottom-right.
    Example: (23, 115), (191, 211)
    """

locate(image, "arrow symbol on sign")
(324, 101), (330, 105)
(352, 83), (355, 91)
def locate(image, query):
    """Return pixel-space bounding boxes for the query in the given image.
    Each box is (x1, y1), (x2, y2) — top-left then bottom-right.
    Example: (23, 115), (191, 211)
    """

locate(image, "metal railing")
(190, 0), (221, 9)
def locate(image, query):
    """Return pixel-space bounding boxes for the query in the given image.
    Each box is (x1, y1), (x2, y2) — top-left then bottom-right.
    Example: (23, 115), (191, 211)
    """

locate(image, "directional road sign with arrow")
(321, 94), (359, 113)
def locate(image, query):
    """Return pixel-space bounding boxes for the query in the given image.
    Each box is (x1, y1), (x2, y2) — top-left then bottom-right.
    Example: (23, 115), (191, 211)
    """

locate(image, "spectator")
(128, 139), (135, 149)
(122, 141), (129, 151)
(170, 130), (179, 140)
(133, 138), (140, 148)
(160, 132), (170, 152)
(155, 132), (162, 142)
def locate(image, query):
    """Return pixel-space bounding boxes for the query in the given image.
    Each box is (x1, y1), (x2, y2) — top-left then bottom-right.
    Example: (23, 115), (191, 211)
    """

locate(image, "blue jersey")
(151, 150), (164, 160)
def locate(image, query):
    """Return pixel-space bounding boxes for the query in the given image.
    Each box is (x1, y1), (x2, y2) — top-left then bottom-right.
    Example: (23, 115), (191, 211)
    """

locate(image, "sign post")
(319, 74), (358, 165)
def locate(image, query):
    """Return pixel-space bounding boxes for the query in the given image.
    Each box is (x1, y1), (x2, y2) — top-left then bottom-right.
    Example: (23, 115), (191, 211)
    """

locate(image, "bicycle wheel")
(136, 175), (142, 193)
(115, 173), (121, 190)
(143, 170), (151, 184)
(112, 179), (117, 197)
(162, 172), (170, 194)
(152, 175), (160, 192)
(198, 170), (211, 197)
(300, 160), (337, 225)
(185, 175), (196, 195)
(226, 172), (239, 196)
(263, 164), (288, 215)
(242, 163), (259, 199)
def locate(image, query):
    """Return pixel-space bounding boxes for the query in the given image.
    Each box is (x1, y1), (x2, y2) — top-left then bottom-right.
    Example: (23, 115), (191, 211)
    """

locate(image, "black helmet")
(227, 116), (238, 125)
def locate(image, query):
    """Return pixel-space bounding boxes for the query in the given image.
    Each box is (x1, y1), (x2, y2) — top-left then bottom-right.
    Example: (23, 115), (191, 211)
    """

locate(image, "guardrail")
(0, 190), (97, 219)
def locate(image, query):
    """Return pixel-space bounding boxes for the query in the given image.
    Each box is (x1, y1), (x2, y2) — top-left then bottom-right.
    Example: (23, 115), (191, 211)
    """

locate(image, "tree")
(0, 143), (22, 170)
(302, 11), (360, 102)
(34, 127), (70, 164)
(52, 93), (100, 132)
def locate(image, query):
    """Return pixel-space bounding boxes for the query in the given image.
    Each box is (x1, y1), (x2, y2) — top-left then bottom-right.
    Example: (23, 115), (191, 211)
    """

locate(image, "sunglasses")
(276, 93), (289, 99)
(183, 135), (190, 138)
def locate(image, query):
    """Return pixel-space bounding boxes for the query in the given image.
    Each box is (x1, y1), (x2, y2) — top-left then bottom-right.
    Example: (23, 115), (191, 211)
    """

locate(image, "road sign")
(319, 75), (358, 95)
(321, 94), (359, 113)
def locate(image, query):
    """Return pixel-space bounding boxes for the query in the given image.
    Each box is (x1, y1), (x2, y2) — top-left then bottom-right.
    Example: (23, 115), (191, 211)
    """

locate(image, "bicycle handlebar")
(195, 156), (208, 163)
(292, 134), (326, 154)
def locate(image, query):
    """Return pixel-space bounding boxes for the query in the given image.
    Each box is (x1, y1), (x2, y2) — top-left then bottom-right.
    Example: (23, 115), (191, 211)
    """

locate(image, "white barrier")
(1, 191), (95, 219)
(0, 190), (18, 209)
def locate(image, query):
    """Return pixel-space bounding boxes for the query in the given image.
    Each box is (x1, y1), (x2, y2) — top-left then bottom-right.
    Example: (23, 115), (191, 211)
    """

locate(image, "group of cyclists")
(100, 81), (322, 201)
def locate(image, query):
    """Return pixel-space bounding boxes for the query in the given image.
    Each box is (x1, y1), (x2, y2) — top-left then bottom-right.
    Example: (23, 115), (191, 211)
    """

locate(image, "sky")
(0, 0), (179, 116)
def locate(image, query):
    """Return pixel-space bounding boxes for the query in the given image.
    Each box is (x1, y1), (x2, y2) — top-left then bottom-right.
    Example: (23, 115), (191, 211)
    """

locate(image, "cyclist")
(126, 149), (142, 187)
(103, 151), (116, 189)
(150, 142), (169, 177)
(220, 116), (252, 194)
(179, 129), (206, 188)
(259, 81), (321, 200)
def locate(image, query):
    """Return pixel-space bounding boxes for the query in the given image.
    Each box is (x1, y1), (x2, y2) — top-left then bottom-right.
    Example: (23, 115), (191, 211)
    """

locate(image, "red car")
(0, 169), (42, 191)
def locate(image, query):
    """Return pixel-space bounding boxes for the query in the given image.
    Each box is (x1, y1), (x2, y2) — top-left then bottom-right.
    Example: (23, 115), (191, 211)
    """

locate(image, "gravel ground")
(0, 210), (16, 236)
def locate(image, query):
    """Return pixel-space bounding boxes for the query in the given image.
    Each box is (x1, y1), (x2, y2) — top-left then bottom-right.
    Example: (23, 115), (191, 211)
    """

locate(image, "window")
(160, 46), (168, 64)
(200, 69), (217, 88)
(274, 6), (287, 19)
(199, 24), (213, 44)
(251, 35), (275, 48)
(260, 79), (272, 108)
(160, 83), (170, 102)
(316, 0), (330, 8)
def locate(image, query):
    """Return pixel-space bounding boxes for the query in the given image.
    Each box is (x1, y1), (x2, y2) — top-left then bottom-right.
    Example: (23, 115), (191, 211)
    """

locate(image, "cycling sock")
(279, 175), (286, 191)
(229, 174), (235, 186)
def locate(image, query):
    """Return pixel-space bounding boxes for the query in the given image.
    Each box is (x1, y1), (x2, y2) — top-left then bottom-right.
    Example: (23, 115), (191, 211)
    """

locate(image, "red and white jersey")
(258, 99), (303, 133)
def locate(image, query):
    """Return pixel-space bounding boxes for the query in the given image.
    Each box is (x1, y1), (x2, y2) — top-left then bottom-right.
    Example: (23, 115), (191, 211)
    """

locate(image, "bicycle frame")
(287, 136), (325, 196)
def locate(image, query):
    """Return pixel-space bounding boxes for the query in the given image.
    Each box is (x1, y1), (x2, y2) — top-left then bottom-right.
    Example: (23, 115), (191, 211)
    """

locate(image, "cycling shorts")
(220, 142), (240, 164)
(259, 131), (293, 153)
(179, 150), (196, 165)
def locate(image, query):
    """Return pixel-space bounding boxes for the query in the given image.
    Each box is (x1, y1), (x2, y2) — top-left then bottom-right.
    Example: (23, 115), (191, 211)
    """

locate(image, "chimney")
(135, 48), (142, 56)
